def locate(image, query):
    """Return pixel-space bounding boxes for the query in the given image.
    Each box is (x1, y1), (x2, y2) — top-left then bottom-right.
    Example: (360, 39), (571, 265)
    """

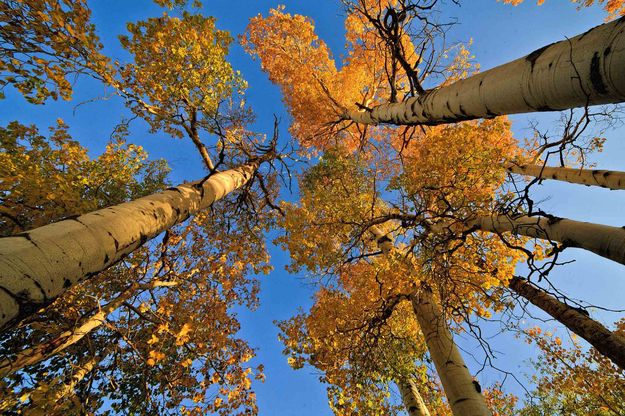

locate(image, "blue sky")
(1, 0), (624, 414)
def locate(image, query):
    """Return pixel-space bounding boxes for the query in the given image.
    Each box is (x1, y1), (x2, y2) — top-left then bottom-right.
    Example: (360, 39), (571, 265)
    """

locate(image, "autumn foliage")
(0, 0), (111, 103)
(2, 0), (625, 415)
(0, 0), (275, 414)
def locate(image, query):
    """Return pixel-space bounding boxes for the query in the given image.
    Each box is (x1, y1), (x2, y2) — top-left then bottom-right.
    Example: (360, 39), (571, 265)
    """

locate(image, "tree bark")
(369, 225), (490, 416)
(45, 355), (97, 402)
(344, 17), (625, 125)
(185, 108), (216, 171)
(411, 290), (491, 416)
(29, 353), (101, 412)
(397, 377), (431, 416)
(510, 276), (625, 370)
(506, 163), (625, 190)
(432, 214), (625, 266)
(0, 161), (260, 331)
(0, 280), (176, 378)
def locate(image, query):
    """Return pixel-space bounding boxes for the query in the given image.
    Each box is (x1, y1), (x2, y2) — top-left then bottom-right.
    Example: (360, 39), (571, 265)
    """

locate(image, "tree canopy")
(1, 0), (625, 414)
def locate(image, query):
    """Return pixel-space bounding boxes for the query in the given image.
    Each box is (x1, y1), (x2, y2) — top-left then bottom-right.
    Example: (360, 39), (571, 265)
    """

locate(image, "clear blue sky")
(1, 0), (623, 414)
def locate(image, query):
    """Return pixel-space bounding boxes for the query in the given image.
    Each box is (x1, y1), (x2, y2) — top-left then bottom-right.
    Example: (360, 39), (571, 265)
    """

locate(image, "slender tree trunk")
(372, 227), (431, 416)
(0, 161), (261, 331)
(29, 352), (101, 412)
(510, 276), (625, 370)
(369, 225), (490, 416)
(506, 163), (625, 190)
(47, 355), (98, 402)
(411, 290), (491, 416)
(189, 130), (216, 171)
(0, 280), (176, 378)
(185, 108), (216, 171)
(432, 214), (625, 266)
(397, 377), (431, 416)
(344, 17), (625, 125)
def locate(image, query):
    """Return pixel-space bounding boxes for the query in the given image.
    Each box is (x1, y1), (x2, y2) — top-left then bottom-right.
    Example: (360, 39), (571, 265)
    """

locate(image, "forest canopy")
(1, 0), (625, 414)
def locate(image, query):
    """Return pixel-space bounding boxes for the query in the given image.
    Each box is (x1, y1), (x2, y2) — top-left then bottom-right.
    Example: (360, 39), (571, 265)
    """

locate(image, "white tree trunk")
(0, 280), (176, 378)
(0, 162), (259, 330)
(411, 290), (491, 416)
(345, 17), (625, 125)
(45, 355), (97, 402)
(29, 353), (101, 412)
(432, 214), (625, 266)
(510, 276), (625, 370)
(506, 163), (625, 190)
(369, 225), (490, 416)
(397, 377), (431, 416)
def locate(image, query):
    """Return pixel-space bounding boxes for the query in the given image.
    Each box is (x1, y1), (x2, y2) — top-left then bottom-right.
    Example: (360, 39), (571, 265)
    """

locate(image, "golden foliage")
(0, 120), (168, 235)
(119, 12), (247, 139)
(0, 0), (111, 103)
(520, 323), (625, 414)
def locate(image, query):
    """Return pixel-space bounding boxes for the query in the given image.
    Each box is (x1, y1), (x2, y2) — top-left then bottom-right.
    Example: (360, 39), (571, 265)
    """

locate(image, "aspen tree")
(2, 4), (272, 413)
(370, 225), (491, 416)
(246, 7), (625, 130)
(506, 163), (625, 190)
(278, 152), (509, 414)
(342, 17), (625, 125)
(0, 8), (277, 332)
(510, 276), (625, 369)
(397, 378), (431, 416)
(430, 214), (625, 266)
(0, 160), (262, 330)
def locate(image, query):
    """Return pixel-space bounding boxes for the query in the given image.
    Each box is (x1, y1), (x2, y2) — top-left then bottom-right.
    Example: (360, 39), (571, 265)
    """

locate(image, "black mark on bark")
(590, 51), (609, 94)
(526, 44), (551, 71)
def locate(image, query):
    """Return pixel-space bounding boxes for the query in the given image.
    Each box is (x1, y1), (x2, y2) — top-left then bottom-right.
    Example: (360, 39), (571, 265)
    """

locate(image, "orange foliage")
(0, 123), (270, 415)
(243, 5), (401, 151)
(244, 7), (350, 149)
(520, 324), (625, 414)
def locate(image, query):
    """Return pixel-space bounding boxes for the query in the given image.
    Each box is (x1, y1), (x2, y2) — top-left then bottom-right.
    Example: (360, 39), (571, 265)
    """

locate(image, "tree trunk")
(344, 17), (625, 125)
(510, 276), (625, 370)
(432, 214), (625, 266)
(397, 377), (431, 416)
(0, 161), (260, 331)
(0, 280), (176, 378)
(46, 355), (97, 402)
(506, 163), (625, 190)
(369, 225), (490, 416)
(29, 353), (101, 412)
(411, 290), (491, 416)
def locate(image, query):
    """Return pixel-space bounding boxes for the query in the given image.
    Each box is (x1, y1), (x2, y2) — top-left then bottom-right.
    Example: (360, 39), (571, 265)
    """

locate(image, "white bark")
(410, 290), (490, 416)
(397, 377), (431, 416)
(0, 162), (259, 330)
(510, 276), (625, 370)
(435, 214), (625, 266)
(29, 353), (101, 413)
(345, 17), (625, 125)
(369, 225), (490, 416)
(0, 280), (176, 378)
(506, 163), (625, 190)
